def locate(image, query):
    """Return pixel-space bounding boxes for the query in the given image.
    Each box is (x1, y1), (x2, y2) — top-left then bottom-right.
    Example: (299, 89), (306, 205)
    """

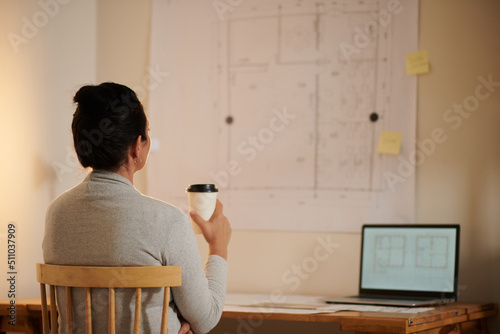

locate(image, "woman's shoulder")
(137, 194), (188, 221)
(46, 178), (88, 213)
(135, 195), (193, 236)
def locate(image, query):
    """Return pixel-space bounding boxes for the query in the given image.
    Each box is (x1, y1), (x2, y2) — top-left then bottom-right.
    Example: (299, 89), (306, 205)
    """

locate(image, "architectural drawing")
(147, 0), (418, 231)
(373, 234), (450, 273)
(374, 235), (406, 271)
(211, 0), (417, 230)
(219, 0), (389, 192)
(416, 236), (449, 269)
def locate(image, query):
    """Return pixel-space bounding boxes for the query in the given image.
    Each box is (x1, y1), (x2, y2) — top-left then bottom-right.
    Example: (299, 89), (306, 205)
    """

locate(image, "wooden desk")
(0, 298), (45, 334)
(222, 302), (498, 333)
(0, 298), (497, 333)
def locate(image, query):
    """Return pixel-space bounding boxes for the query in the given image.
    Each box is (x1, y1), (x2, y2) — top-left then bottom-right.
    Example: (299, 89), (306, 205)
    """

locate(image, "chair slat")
(108, 288), (115, 334)
(160, 287), (170, 334)
(37, 265), (181, 288)
(85, 287), (92, 334)
(66, 286), (74, 334)
(50, 285), (58, 333)
(133, 288), (142, 334)
(40, 283), (49, 334)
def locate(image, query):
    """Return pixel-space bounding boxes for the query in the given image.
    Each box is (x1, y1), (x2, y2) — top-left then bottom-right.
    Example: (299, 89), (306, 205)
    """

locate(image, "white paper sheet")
(148, 0), (419, 232)
(224, 293), (434, 315)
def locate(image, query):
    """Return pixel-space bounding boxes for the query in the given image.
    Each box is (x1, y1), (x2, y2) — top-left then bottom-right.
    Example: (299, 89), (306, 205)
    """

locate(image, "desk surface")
(222, 300), (498, 333)
(1, 297), (498, 334)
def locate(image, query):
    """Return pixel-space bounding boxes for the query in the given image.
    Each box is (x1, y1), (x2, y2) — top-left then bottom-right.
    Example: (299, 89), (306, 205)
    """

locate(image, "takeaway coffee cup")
(186, 184), (219, 234)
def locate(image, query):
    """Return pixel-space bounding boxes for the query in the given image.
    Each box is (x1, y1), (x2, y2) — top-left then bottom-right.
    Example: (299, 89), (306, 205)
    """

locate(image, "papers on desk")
(224, 293), (434, 315)
(316, 303), (434, 314)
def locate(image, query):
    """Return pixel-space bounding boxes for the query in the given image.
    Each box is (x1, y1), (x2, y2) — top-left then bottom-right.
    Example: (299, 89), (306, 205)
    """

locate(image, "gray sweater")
(43, 170), (227, 334)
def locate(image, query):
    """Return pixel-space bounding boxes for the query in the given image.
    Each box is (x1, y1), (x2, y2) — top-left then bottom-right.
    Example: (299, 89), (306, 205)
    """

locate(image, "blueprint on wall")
(148, 0), (418, 232)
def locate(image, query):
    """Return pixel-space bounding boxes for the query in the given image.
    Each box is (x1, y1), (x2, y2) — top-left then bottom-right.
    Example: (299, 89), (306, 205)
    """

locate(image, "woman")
(43, 82), (231, 334)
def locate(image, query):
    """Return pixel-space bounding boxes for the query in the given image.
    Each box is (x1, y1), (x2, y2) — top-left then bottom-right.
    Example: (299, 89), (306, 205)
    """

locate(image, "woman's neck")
(115, 161), (136, 184)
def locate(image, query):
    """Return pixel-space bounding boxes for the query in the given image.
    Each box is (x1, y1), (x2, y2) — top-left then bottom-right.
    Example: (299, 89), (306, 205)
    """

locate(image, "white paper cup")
(186, 184), (218, 234)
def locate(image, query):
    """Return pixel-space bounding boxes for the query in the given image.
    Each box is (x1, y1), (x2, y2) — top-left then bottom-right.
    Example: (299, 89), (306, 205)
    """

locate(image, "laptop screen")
(360, 224), (460, 299)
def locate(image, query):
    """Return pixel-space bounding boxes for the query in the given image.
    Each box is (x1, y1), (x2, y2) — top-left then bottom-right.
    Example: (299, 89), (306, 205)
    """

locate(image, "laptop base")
(325, 296), (452, 307)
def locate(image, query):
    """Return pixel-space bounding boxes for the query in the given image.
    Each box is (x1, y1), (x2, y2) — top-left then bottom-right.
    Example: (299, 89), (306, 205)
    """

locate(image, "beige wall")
(96, 1), (500, 333)
(0, 1), (498, 333)
(0, 0), (97, 301)
(415, 2), (500, 332)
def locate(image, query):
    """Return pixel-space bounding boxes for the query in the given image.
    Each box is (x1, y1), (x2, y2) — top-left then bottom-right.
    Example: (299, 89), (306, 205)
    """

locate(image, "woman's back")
(43, 171), (228, 333)
(43, 171), (183, 267)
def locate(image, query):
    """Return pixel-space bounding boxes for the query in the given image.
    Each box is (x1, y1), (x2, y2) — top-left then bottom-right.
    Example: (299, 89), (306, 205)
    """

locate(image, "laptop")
(326, 224), (460, 307)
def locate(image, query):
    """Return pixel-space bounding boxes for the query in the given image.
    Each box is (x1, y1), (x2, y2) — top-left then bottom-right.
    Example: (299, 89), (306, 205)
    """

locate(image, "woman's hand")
(178, 317), (193, 334)
(190, 200), (232, 260)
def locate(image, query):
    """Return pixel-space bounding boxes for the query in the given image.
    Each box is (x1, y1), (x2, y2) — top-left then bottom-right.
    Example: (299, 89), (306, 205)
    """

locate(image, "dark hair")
(71, 82), (147, 171)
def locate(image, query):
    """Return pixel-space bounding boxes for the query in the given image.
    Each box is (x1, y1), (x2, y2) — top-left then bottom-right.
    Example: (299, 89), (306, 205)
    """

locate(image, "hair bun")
(74, 85), (110, 116)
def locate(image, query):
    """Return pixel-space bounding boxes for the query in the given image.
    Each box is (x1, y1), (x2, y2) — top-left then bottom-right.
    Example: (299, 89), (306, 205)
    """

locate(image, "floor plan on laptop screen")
(361, 227), (457, 292)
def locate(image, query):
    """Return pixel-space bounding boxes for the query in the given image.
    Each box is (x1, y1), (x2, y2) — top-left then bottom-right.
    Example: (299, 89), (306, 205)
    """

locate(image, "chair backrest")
(36, 263), (182, 334)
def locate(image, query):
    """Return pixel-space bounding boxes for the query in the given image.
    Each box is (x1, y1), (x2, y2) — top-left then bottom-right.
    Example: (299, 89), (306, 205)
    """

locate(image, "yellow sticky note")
(377, 131), (402, 155)
(406, 50), (430, 75)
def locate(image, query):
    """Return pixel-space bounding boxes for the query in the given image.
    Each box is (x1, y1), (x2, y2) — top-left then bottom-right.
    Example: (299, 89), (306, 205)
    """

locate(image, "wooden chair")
(36, 263), (182, 334)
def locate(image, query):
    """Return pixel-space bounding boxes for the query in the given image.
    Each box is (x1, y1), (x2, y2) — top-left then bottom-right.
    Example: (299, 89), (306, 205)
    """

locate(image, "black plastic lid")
(186, 184), (219, 192)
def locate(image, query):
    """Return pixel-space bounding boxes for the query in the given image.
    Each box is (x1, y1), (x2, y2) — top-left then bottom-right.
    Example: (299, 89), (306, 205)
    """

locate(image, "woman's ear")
(130, 135), (143, 160)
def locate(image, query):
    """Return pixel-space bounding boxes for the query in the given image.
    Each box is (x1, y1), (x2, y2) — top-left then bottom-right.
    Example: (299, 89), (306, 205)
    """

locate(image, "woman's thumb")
(190, 211), (207, 228)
